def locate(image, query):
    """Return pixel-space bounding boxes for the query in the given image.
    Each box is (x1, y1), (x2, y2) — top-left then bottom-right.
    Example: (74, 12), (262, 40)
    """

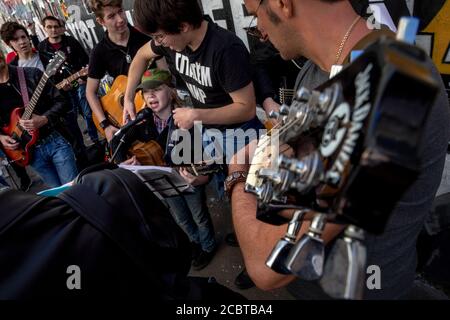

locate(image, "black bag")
(0, 164), (193, 299)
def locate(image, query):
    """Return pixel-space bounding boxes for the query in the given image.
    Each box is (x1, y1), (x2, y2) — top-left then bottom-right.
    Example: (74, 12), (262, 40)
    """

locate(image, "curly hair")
(88, 0), (123, 18)
(0, 21), (29, 46)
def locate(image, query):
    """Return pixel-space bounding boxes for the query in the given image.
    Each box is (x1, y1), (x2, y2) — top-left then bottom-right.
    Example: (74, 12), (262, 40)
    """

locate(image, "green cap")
(136, 68), (172, 92)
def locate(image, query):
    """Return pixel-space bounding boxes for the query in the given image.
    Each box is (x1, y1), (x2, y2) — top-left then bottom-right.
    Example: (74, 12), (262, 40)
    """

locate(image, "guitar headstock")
(246, 37), (438, 234)
(45, 51), (66, 77)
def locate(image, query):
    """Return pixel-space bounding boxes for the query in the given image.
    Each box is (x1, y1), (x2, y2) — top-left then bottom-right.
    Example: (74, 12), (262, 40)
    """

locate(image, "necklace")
(118, 48), (131, 64)
(335, 15), (362, 65)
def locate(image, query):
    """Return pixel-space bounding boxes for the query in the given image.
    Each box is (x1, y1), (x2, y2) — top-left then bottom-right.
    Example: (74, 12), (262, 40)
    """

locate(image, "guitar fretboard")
(56, 70), (85, 88)
(22, 73), (49, 120)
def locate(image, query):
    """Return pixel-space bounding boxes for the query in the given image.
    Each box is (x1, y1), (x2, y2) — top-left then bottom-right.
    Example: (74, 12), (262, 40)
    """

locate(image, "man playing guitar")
(38, 16), (99, 146)
(86, 0), (161, 143)
(0, 51), (78, 188)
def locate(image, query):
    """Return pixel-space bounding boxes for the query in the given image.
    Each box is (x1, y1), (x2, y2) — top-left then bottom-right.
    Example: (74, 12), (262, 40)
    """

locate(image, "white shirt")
(18, 53), (44, 72)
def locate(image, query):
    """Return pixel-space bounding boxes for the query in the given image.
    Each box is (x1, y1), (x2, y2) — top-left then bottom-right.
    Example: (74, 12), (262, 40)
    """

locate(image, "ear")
(179, 22), (190, 33)
(96, 17), (105, 27)
(278, 0), (294, 18)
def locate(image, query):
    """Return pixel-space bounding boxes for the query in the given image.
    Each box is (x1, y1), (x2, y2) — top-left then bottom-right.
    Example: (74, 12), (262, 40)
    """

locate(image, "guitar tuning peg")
(279, 104), (290, 116)
(277, 152), (323, 193)
(295, 87), (311, 103)
(285, 213), (327, 280)
(319, 225), (367, 300)
(269, 110), (280, 119)
(266, 209), (307, 274)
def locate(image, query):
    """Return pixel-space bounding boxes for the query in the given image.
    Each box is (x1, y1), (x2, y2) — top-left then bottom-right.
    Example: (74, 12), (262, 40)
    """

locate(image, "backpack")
(0, 163), (194, 299)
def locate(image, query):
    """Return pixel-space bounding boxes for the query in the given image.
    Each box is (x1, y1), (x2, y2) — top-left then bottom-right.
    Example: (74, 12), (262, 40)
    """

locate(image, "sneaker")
(234, 268), (255, 290)
(192, 249), (216, 271)
(225, 232), (239, 247)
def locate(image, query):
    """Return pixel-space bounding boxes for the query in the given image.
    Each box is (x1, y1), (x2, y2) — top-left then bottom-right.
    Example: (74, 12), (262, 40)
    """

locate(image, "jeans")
(165, 185), (216, 253)
(70, 83), (98, 143)
(30, 132), (78, 188)
(203, 116), (265, 198)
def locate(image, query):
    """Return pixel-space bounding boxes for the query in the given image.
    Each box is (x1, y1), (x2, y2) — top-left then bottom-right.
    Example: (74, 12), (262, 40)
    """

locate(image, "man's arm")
(172, 82), (256, 129)
(229, 144), (345, 291)
(86, 77), (117, 142)
(123, 41), (159, 122)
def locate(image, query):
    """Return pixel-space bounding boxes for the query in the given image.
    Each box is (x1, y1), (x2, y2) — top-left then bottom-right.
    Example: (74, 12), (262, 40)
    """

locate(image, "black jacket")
(3, 65), (69, 138)
(38, 35), (89, 83)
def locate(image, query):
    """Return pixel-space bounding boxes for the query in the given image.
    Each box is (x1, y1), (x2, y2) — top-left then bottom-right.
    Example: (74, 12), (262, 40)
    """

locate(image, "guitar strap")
(16, 67), (30, 107)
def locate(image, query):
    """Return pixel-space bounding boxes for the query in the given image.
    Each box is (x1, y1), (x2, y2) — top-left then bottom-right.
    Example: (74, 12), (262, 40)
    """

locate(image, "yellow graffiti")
(422, 0), (450, 75)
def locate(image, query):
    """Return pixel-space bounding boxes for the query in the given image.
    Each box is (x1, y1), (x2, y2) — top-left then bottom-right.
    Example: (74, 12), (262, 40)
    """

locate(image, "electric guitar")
(55, 66), (88, 90)
(1, 51), (66, 167)
(92, 75), (146, 137)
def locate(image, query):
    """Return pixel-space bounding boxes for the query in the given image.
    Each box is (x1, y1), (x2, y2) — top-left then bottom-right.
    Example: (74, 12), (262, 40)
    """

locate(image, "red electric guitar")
(1, 51), (66, 167)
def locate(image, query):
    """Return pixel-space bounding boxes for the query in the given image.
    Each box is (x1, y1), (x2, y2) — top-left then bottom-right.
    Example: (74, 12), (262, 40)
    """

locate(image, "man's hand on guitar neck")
(61, 79), (72, 91)
(0, 135), (19, 150)
(19, 115), (48, 132)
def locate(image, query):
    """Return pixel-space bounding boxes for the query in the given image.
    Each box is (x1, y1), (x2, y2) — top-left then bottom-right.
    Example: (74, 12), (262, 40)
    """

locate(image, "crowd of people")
(0, 0), (449, 300)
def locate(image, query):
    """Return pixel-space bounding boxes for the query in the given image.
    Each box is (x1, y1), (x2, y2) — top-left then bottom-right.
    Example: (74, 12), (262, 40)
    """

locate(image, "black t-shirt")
(150, 20), (252, 118)
(89, 26), (150, 79)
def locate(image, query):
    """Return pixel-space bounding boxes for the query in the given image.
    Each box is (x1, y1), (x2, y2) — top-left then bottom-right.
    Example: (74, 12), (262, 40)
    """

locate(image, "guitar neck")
(22, 73), (49, 120)
(56, 69), (85, 89)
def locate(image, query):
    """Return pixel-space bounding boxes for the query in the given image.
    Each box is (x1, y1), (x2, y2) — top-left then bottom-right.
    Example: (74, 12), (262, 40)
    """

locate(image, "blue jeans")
(203, 116), (265, 198)
(30, 132), (78, 188)
(165, 185), (216, 253)
(69, 83), (99, 143)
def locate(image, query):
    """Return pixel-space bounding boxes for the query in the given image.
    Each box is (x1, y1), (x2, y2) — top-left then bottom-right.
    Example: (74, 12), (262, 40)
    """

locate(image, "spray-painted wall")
(0, 0), (448, 95)
(0, 0), (255, 52)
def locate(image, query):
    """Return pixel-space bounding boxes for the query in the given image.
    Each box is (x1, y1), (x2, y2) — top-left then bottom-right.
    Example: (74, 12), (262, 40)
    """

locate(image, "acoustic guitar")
(1, 52), (66, 167)
(93, 75), (146, 136)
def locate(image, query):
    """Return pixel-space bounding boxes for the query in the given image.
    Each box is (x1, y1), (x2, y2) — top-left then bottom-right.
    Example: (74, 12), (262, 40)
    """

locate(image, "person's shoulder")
(90, 37), (108, 56)
(65, 34), (83, 46)
(208, 22), (246, 48)
(37, 38), (49, 50)
(22, 66), (43, 78)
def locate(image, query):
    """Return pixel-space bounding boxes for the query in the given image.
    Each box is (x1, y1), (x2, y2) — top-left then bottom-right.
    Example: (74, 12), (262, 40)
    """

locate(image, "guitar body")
(128, 140), (165, 166)
(93, 75), (146, 136)
(1, 107), (39, 167)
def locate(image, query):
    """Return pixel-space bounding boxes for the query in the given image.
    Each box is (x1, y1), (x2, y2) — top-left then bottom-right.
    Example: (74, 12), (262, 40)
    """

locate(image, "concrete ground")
(189, 187), (294, 300)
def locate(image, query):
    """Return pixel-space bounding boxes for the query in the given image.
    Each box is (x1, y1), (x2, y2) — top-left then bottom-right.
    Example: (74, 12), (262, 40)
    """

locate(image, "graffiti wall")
(0, 0), (448, 95)
(0, 0), (255, 52)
